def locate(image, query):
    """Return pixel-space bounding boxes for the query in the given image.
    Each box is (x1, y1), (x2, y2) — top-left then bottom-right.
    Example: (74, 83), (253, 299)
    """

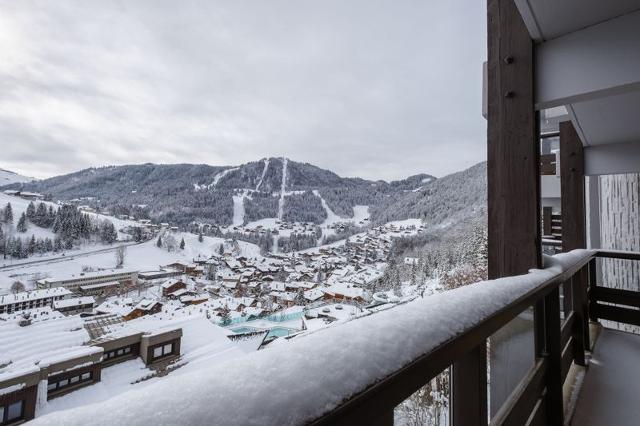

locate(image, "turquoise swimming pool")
(231, 325), (293, 338)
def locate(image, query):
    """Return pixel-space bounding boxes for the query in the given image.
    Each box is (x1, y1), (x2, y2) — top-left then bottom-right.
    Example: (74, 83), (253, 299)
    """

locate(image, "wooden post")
(543, 207), (552, 236)
(487, 0), (540, 280)
(560, 121), (589, 357)
(485, 1), (540, 423)
(452, 344), (488, 426)
(543, 288), (564, 425)
(560, 121), (586, 251)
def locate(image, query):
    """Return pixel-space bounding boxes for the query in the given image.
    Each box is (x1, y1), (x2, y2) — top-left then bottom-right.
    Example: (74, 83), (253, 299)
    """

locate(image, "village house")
(123, 300), (163, 321)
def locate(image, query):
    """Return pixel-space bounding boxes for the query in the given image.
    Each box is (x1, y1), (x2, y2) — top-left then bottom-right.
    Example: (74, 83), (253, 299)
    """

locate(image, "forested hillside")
(2, 159), (485, 230)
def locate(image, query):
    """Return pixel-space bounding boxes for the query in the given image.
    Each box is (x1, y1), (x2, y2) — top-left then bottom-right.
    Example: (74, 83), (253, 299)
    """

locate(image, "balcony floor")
(571, 328), (640, 426)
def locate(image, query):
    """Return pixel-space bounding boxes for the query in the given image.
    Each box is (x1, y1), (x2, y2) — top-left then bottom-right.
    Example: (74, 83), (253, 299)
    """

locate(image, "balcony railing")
(30, 249), (640, 426)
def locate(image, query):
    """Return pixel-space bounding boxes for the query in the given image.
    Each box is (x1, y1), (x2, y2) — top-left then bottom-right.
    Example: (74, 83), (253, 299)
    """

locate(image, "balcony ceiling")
(515, 0), (640, 42)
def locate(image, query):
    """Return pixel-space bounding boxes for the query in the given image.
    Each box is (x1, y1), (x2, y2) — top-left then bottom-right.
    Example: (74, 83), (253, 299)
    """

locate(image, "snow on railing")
(31, 250), (594, 426)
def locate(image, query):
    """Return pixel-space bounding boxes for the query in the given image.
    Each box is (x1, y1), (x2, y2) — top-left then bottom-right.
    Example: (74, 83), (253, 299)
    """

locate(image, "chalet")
(323, 283), (365, 303)
(123, 300), (163, 321)
(160, 279), (187, 297)
(179, 294), (209, 306)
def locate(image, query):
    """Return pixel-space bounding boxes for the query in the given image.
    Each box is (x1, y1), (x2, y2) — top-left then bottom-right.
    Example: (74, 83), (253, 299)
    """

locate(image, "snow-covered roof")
(0, 314), (91, 378)
(0, 288), (72, 307)
(38, 269), (138, 284)
(79, 281), (120, 291)
(52, 297), (95, 310)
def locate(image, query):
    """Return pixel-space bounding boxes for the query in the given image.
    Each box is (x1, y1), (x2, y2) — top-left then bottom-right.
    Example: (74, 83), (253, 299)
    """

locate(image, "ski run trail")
(255, 159), (270, 191)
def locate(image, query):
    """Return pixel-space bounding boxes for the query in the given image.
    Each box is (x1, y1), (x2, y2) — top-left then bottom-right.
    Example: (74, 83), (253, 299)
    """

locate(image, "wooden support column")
(487, 0), (540, 280)
(560, 121), (589, 354)
(560, 121), (586, 251)
(483, 2), (540, 424)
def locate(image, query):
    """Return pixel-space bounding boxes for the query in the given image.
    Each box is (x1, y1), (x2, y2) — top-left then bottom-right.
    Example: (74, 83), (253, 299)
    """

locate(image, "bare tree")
(11, 281), (25, 294)
(115, 245), (127, 268)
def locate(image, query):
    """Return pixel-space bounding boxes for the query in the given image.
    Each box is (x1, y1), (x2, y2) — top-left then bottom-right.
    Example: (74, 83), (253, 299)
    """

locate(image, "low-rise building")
(52, 296), (96, 316)
(37, 270), (138, 292)
(0, 288), (72, 314)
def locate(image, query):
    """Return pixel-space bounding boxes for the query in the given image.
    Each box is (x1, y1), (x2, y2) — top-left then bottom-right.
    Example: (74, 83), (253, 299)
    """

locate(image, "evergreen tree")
(17, 213), (27, 233)
(156, 236), (162, 248)
(198, 232), (204, 243)
(220, 306), (231, 326)
(0, 226), (5, 259)
(26, 202), (36, 220)
(4, 202), (13, 224)
(218, 244), (224, 255)
(27, 235), (36, 255)
(54, 237), (63, 252)
(179, 238), (185, 250)
(13, 237), (23, 258)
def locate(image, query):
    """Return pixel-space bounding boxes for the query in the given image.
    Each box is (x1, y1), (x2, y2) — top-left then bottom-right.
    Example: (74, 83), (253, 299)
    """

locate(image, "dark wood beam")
(451, 344), (487, 425)
(560, 121), (586, 251)
(487, 0), (541, 279)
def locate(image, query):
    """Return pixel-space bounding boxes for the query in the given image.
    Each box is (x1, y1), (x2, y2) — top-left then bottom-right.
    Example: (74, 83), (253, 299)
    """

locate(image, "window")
(70, 376), (79, 384)
(47, 382), (57, 391)
(59, 379), (68, 387)
(124, 346), (131, 354)
(163, 343), (173, 355)
(153, 346), (163, 359)
(117, 349), (124, 356)
(6, 400), (23, 422)
(152, 342), (174, 359)
(81, 372), (91, 380)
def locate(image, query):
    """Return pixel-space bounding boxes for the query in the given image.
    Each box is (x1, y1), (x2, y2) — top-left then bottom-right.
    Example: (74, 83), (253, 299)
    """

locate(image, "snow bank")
(31, 250), (594, 426)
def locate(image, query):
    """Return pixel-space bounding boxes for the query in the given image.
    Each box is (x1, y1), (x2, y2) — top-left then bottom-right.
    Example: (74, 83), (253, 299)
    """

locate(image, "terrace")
(22, 1), (640, 425)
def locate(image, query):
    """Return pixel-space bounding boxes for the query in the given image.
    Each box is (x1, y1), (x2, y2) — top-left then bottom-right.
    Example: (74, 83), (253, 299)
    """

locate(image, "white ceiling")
(570, 91), (640, 147)
(515, 0), (640, 41)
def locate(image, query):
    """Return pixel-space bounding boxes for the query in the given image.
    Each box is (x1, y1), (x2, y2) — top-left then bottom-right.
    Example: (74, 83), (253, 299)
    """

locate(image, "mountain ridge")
(1, 158), (484, 229)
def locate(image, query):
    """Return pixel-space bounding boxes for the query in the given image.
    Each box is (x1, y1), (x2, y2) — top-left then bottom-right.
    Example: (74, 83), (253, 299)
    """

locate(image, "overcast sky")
(0, 0), (486, 181)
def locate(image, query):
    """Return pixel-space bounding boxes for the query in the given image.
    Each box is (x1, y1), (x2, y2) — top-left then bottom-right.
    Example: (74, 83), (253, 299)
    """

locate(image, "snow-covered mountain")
(0, 168), (35, 185)
(1, 159), (485, 229)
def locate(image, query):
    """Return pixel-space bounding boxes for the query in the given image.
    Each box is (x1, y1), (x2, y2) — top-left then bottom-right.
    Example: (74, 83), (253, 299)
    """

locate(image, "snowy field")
(0, 232), (261, 292)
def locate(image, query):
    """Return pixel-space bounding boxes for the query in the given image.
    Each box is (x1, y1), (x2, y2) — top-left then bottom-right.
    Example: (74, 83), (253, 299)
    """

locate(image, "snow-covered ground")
(0, 232), (261, 292)
(255, 158), (270, 191)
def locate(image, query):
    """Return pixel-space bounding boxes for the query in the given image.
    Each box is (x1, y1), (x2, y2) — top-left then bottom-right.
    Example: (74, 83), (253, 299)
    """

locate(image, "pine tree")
(17, 212), (27, 233)
(198, 232), (204, 243)
(26, 202), (36, 220)
(4, 203), (13, 224)
(27, 235), (36, 255)
(179, 238), (185, 250)
(0, 226), (5, 259)
(218, 244), (224, 255)
(156, 236), (163, 248)
(220, 306), (231, 326)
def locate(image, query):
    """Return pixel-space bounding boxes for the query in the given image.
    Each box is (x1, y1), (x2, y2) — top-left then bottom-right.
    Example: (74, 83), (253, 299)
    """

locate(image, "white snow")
(231, 192), (248, 227)
(255, 158), (270, 191)
(29, 250), (595, 426)
(277, 157), (288, 221)
(0, 232), (262, 292)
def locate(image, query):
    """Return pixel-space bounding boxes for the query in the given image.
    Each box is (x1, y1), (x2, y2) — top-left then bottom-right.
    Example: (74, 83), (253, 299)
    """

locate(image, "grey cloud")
(0, 0), (487, 181)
